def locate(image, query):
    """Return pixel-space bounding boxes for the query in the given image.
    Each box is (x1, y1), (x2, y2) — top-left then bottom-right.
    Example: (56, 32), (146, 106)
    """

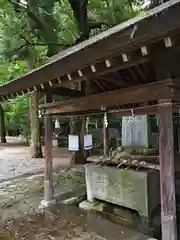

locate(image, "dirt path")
(0, 137), (73, 180)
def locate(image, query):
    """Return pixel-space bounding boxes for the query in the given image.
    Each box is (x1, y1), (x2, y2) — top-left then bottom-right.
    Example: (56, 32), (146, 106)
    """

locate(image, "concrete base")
(79, 200), (156, 238)
(39, 199), (56, 209)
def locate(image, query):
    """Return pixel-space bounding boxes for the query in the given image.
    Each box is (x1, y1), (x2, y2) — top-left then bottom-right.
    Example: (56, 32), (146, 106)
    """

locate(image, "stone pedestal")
(122, 115), (149, 148)
(85, 163), (160, 219)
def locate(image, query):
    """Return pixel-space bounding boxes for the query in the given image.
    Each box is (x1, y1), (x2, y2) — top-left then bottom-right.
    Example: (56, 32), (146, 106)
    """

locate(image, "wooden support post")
(40, 93), (55, 208)
(103, 112), (109, 158)
(177, 113), (180, 153)
(44, 114), (53, 202)
(158, 99), (177, 240)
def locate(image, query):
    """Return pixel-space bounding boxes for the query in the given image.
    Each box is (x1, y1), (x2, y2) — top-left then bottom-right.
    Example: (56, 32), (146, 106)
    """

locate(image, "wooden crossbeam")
(40, 79), (178, 115)
(109, 103), (180, 116)
(40, 87), (84, 98)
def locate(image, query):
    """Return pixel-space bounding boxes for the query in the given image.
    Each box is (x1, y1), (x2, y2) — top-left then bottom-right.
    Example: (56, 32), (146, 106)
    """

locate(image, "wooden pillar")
(40, 93), (55, 207)
(158, 99), (177, 240)
(103, 112), (109, 158)
(175, 112), (180, 153)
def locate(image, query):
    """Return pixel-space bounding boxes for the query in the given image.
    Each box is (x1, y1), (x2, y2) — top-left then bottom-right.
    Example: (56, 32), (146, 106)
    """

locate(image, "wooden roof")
(1, 0), (180, 101)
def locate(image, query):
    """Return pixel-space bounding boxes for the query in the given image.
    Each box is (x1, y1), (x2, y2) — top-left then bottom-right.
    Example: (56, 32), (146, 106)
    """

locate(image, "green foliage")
(0, 60), (29, 135)
(4, 96), (29, 136)
(54, 0), (77, 44)
(88, 0), (139, 27)
(0, 60), (28, 82)
(0, 0), (8, 8)
(0, 0), (141, 60)
(0, 4), (26, 60)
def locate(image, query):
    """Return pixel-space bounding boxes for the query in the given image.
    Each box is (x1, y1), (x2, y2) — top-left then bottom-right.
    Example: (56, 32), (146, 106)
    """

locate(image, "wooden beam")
(109, 103), (180, 117)
(40, 80), (176, 115)
(39, 103), (180, 118)
(41, 86), (84, 98)
(158, 99), (177, 240)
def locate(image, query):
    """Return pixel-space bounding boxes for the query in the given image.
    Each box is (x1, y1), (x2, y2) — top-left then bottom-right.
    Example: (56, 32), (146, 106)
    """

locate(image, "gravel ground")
(0, 137), (72, 181)
(0, 138), (154, 240)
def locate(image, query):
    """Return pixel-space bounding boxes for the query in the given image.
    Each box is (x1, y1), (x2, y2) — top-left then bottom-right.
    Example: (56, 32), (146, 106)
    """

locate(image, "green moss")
(111, 146), (158, 158)
(92, 202), (104, 211)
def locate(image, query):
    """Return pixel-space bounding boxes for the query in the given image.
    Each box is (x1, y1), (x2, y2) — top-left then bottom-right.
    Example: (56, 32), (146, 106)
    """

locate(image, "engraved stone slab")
(85, 164), (160, 218)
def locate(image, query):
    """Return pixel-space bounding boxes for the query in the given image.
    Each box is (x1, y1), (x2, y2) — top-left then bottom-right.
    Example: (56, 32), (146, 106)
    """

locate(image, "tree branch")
(88, 21), (111, 30)
(3, 41), (71, 57)
(11, 0), (47, 31)
(76, 21), (111, 43)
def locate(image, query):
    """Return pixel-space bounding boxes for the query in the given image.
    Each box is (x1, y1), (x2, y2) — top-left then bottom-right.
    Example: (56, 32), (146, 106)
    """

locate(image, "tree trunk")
(27, 59), (42, 158)
(0, 104), (6, 143)
(28, 91), (43, 158)
(27, 0), (43, 158)
(27, 60), (42, 158)
(70, 82), (87, 164)
(70, 116), (87, 164)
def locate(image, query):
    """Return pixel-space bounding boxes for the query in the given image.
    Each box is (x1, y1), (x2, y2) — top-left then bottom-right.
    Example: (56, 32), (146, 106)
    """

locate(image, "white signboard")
(68, 135), (79, 151)
(122, 115), (148, 148)
(84, 134), (93, 150)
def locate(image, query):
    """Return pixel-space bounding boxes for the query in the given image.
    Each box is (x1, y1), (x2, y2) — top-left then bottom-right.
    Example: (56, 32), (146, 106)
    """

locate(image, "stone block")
(85, 164), (160, 219)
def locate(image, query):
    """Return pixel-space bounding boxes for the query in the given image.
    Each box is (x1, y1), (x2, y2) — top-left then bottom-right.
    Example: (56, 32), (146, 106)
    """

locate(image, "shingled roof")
(1, 0), (180, 101)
